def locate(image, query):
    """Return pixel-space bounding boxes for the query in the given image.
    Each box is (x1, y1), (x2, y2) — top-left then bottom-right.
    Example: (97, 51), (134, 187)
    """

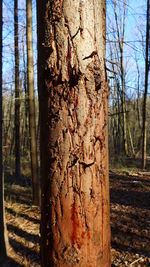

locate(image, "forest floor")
(3, 175), (40, 267)
(2, 157), (150, 266)
(110, 157), (150, 266)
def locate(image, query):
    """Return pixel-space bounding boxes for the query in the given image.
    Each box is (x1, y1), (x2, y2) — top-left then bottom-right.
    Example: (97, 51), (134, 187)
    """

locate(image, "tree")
(0, 0), (9, 262)
(26, 0), (40, 205)
(142, 0), (149, 169)
(14, 0), (20, 178)
(113, 0), (128, 156)
(37, 1), (111, 266)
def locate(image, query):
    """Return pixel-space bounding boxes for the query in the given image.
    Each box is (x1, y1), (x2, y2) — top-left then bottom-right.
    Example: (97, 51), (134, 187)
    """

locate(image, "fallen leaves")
(110, 167), (150, 266)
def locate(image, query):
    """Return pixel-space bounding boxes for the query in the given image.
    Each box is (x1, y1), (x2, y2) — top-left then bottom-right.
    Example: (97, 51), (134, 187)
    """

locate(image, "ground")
(2, 158), (150, 266)
(110, 157), (150, 266)
(3, 175), (40, 267)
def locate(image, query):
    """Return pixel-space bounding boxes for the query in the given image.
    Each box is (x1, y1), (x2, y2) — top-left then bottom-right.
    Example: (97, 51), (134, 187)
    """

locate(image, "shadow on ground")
(110, 169), (150, 259)
(9, 238), (40, 265)
(5, 173), (40, 266)
(1, 257), (24, 267)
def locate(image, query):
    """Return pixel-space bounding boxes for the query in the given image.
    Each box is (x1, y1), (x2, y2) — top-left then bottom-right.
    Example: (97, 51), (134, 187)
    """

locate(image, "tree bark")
(0, 0), (9, 262)
(37, 1), (111, 266)
(14, 0), (20, 178)
(26, 0), (40, 205)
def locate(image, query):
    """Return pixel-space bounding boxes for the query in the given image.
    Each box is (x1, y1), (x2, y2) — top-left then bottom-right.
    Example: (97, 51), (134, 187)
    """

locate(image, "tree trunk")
(114, 0), (128, 156)
(0, 0), (9, 262)
(37, 1), (111, 266)
(121, 48), (128, 156)
(22, 30), (29, 151)
(142, 0), (149, 169)
(128, 122), (135, 157)
(14, 0), (20, 178)
(26, 0), (40, 206)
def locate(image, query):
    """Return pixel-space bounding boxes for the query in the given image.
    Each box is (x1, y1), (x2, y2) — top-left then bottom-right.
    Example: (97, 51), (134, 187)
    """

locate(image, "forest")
(0, 0), (150, 266)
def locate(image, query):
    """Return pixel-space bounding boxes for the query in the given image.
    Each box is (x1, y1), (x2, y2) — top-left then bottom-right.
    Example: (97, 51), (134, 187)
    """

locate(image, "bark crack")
(83, 51), (97, 61)
(79, 161), (94, 169)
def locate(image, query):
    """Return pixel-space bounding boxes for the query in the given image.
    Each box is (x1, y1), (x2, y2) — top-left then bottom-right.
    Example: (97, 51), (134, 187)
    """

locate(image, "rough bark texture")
(26, 0), (40, 206)
(37, 1), (111, 266)
(14, 0), (20, 178)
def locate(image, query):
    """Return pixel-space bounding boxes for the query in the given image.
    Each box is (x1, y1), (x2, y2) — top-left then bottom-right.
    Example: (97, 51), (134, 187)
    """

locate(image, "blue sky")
(106, 0), (147, 99)
(3, 0), (37, 94)
(2, 0), (148, 99)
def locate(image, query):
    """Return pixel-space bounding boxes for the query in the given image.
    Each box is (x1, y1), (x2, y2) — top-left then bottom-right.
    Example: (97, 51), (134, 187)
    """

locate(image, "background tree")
(26, 0), (40, 205)
(107, 0), (148, 160)
(37, 0), (111, 266)
(0, 0), (9, 262)
(14, 0), (20, 178)
(142, 0), (149, 169)
(113, 0), (128, 156)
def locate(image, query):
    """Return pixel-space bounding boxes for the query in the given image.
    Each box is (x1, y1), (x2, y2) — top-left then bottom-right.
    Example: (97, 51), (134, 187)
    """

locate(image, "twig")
(104, 57), (119, 65)
(108, 76), (115, 79)
(130, 257), (143, 266)
(105, 67), (118, 74)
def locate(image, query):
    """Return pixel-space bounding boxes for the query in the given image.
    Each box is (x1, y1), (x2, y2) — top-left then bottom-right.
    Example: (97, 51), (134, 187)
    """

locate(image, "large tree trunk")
(14, 0), (20, 178)
(37, 1), (111, 266)
(26, 0), (40, 206)
(0, 0), (9, 262)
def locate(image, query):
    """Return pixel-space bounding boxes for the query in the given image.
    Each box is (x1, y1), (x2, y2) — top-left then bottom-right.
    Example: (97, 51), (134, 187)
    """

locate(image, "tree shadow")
(9, 238), (40, 265)
(4, 173), (40, 265)
(5, 207), (40, 224)
(111, 189), (150, 210)
(110, 171), (150, 258)
(5, 191), (31, 205)
(7, 224), (40, 244)
(0, 256), (24, 267)
(5, 174), (31, 188)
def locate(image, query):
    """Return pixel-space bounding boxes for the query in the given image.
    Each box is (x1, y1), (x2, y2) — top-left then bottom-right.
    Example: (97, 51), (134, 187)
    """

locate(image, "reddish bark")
(37, 0), (111, 266)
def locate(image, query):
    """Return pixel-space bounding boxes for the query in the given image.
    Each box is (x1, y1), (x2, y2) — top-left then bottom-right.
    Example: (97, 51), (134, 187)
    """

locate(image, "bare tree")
(0, 0), (9, 262)
(26, 0), (40, 205)
(14, 0), (20, 178)
(113, 0), (128, 156)
(142, 0), (149, 169)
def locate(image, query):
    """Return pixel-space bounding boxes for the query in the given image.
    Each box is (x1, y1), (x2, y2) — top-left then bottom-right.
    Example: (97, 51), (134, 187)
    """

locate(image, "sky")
(2, 0), (37, 94)
(106, 0), (147, 99)
(1, 0), (148, 99)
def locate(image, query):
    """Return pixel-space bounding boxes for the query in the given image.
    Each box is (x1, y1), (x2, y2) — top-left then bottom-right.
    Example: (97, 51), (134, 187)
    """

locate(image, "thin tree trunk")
(121, 48), (128, 156)
(3, 90), (13, 150)
(142, 0), (149, 169)
(0, 0), (9, 262)
(37, 1), (111, 266)
(14, 0), (20, 178)
(22, 30), (29, 151)
(135, 59), (141, 129)
(114, 0), (128, 156)
(26, 0), (40, 206)
(128, 123), (135, 157)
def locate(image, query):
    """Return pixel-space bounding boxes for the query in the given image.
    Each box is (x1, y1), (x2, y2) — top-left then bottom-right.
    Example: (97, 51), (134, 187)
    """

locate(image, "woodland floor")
(110, 157), (150, 266)
(3, 174), (40, 267)
(2, 157), (150, 266)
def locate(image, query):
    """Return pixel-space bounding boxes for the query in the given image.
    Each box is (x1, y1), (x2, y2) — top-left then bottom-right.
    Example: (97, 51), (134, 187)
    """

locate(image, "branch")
(104, 57), (119, 66)
(106, 67), (118, 75)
